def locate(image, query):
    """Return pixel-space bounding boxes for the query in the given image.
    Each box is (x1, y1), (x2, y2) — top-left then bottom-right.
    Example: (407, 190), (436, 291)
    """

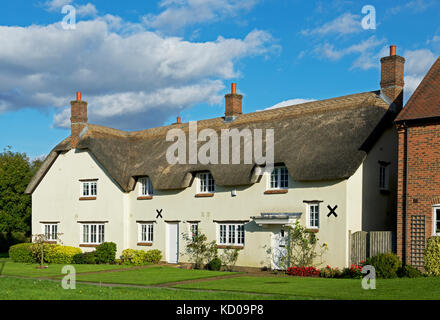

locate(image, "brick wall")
(397, 122), (440, 266)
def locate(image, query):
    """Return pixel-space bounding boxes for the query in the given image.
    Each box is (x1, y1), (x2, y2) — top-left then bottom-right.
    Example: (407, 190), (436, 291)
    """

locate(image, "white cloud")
(314, 36), (386, 70)
(144, 0), (259, 32)
(403, 49), (437, 99)
(301, 13), (363, 37)
(262, 98), (317, 111)
(0, 18), (277, 130)
(45, 0), (97, 17)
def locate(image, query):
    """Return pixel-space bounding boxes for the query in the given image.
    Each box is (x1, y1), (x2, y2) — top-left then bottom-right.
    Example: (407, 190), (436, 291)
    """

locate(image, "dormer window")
(196, 172), (215, 197)
(80, 179), (98, 200)
(269, 167), (289, 190)
(139, 177), (154, 196)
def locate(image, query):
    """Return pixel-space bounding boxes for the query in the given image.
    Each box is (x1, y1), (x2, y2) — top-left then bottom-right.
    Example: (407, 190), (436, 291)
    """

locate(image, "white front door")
(272, 228), (288, 270)
(166, 223), (179, 264)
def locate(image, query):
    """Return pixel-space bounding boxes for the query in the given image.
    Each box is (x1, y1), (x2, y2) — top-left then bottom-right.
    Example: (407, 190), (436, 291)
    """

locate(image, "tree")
(0, 147), (44, 235)
(182, 231), (218, 269)
(280, 221), (328, 269)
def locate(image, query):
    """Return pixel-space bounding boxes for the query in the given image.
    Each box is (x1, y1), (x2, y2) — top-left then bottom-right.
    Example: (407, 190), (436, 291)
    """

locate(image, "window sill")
(306, 228), (319, 233)
(264, 189), (288, 195)
(79, 244), (100, 248)
(195, 193), (214, 198)
(137, 242), (153, 246)
(79, 197), (97, 201)
(137, 196), (153, 200)
(217, 245), (244, 250)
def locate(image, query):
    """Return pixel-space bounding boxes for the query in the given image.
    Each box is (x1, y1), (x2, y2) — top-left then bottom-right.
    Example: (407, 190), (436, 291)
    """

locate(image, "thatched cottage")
(25, 46), (405, 269)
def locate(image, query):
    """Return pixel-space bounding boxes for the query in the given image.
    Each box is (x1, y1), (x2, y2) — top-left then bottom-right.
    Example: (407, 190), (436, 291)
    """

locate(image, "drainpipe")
(403, 122), (409, 265)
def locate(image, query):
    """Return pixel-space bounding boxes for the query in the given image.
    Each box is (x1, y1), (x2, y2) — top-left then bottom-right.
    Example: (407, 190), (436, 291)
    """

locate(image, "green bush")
(45, 245), (82, 264)
(9, 243), (34, 263)
(145, 249), (162, 264)
(73, 252), (97, 264)
(95, 242), (117, 264)
(366, 253), (402, 278)
(207, 257), (222, 271)
(424, 236), (440, 276)
(320, 266), (342, 278)
(397, 265), (423, 278)
(121, 249), (147, 266)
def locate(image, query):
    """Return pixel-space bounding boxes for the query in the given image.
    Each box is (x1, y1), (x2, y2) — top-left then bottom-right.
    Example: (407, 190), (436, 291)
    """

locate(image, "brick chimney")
(225, 83), (243, 120)
(70, 91), (88, 149)
(381, 45), (405, 112)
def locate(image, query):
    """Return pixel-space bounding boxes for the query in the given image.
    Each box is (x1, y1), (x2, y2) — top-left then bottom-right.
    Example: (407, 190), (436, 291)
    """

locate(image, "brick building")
(395, 56), (440, 268)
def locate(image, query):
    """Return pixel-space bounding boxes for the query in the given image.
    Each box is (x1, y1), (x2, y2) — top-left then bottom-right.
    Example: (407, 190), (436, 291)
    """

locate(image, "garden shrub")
(220, 247), (239, 272)
(9, 243), (34, 263)
(183, 232), (218, 269)
(95, 242), (117, 264)
(207, 257), (222, 271)
(341, 264), (363, 278)
(397, 265), (423, 278)
(320, 265), (342, 278)
(366, 253), (401, 278)
(287, 266), (320, 277)
(145, 249), (162, 264)
(424, 236), (440, 276)
(120, 249), (147, 266)
(72, 251), (96, 264)
(45, 245), (82, 264)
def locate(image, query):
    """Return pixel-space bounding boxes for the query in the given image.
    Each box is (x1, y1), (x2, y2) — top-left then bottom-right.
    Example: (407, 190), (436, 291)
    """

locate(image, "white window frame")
(197, 172), (215, 194)
(433, 205), (440, 236)
(81, 223), (105, 245)
(268, 166), (289, 190)
(189, 223), (199, 240)
(139, 177), (154, 196)
(82, 180), (98, 197)
(217, 223), (245, 246)
(138, 223), (154, 243)
(42, 223), (58, 241)
(379, 164), (389, 191)
(307, 203), (320, 229)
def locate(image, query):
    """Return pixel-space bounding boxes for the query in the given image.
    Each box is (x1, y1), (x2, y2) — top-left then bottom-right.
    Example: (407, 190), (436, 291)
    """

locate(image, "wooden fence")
(349, 231), (395, 265)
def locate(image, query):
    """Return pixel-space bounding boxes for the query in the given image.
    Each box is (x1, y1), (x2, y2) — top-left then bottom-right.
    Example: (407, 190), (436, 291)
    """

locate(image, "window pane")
(148, 224), (153, 242)
(83, 225), (89, 243)
(83, 183), (89, 196)
(280, 167), (289, 188)
(53, 225), (58, 240)
(91, 182), (97, 196)
(270, 169), (278, 189)
(220, 225), (226, 244)
(98, 225), (104, 243)
(208, 174), (215, 192)
(91, 225), (97, 243)
(237, 225), (245, 244)
(228, 225), (236, 244)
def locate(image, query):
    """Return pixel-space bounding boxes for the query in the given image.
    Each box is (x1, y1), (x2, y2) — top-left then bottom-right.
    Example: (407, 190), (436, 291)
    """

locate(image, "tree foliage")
(0, 147), (43, 234)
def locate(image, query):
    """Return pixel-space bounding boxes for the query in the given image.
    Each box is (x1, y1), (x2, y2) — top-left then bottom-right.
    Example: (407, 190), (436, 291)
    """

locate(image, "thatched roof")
(26, 91), (393, 194)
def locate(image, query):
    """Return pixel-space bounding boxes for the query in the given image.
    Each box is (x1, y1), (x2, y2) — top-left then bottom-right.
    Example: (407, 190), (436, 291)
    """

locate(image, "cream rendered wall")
(32, 150), (126, 253)
(129, 174), (350, 268)
(361, 127), (398, 231)
(32, 148), (356, 268)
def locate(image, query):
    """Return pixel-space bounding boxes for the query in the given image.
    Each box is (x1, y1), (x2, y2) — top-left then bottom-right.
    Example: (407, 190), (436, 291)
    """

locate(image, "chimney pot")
(177, 116), (181, 124)
(70, 93), (88, 149)
(76, 91), (82, 101)
(231, 83), (237, 94)
(390, 45), (396, 56)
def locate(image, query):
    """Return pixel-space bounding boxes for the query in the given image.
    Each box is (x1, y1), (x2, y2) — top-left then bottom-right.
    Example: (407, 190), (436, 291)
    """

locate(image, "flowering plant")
(286, 266), (320, 277)
(319, 265), (342, 278)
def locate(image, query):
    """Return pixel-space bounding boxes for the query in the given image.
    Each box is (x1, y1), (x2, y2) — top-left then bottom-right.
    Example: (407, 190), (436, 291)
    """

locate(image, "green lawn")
(0, 260), (129, 278)
(76, 266), (235, 285)
(174, 276), (440, 300)
(0, 277), (289, 300)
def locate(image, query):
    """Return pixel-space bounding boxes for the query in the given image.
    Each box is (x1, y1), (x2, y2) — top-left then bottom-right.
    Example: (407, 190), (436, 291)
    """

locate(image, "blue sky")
(0, 0), (439, 159)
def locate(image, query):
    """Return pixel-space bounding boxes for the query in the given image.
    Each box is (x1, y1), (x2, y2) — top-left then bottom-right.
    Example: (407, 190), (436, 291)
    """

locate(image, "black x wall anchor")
(156, 209), (163, 219)
(327, 205), (338, 218)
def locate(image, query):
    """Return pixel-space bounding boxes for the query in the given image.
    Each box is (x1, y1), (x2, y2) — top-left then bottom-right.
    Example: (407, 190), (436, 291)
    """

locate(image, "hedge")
(45, 245), (82, 264)
(121, 249), (162, 265)
(425, 236), (440, 276)
(8, 243), (34, 263)
(95, 242), (117, 264)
